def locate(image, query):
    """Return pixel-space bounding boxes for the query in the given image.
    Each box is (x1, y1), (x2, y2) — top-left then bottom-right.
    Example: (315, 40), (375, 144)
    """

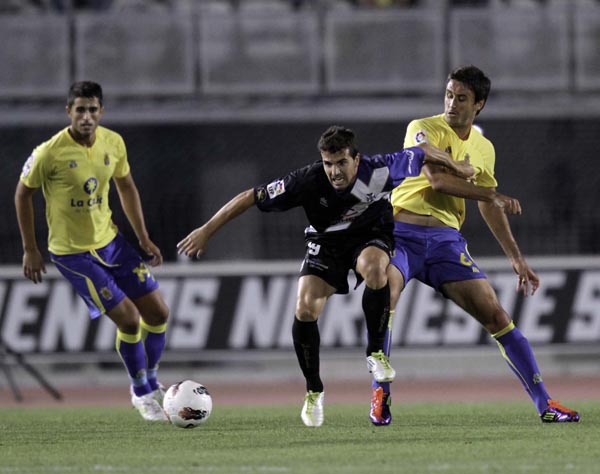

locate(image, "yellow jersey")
(20, 126), (130, 254)
(391, 114), (497, 230)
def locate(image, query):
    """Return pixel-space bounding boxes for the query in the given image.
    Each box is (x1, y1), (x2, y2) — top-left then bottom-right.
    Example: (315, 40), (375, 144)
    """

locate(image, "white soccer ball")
(163, 380), (213, 428)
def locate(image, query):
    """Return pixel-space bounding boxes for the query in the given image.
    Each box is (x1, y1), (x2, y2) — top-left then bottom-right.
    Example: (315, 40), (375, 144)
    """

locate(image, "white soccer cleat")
(131, 391), (168, 421)
(367, 350), (396, 383)
(301, 391), (324, 427)
(152, 383), (166, 407)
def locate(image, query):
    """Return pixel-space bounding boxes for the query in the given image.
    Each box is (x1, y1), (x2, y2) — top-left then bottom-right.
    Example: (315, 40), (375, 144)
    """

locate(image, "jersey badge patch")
(21, 154), (35, 178)
(414, 130), (428, 144)
(100, 287), (113, 301)
(267, 179), (285, 199)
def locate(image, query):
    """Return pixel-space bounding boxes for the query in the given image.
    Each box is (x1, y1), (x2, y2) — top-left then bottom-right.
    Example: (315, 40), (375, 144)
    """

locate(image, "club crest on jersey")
(84, 177), (98, 195)
(100, 287), (113, 301)
(267, 179), (285, 199)
(414, 130), (427, 144)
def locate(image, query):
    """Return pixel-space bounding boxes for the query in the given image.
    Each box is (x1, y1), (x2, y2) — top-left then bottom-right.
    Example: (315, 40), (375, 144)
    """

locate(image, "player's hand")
(492, 192), (522, 215)
(512, 257), (539, 296)
(177, 226), (210, 258)
(453, 157), (475, 180)
(22, 249), (46, 284)
(139, 237), (163, 267)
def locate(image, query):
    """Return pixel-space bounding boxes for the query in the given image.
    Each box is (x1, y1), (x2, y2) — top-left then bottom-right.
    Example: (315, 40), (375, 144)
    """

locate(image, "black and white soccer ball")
(163, 380), (213, 428)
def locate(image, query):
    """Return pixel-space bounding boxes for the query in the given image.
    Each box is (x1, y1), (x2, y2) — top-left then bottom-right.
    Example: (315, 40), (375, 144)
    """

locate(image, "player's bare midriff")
(394, 209), (447, 227)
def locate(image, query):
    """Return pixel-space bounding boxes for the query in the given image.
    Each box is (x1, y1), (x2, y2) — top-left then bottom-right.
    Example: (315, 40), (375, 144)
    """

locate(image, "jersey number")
(308, 242), (321, 256)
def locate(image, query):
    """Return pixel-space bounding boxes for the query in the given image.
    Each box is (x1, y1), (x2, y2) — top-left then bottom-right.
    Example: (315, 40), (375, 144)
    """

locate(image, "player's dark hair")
(67, 81), (103, 107)
(447, 65), (491, 115)
(318, 126), (358, 158)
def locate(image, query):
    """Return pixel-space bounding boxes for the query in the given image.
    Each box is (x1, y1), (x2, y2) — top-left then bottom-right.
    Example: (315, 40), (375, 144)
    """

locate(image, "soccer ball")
(163, 380), (213, 428)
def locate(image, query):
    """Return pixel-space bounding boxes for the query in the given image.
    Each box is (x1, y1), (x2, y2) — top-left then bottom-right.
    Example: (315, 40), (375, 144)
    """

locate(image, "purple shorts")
(50, 233), (159, 319)
(391, 221), (486, 293)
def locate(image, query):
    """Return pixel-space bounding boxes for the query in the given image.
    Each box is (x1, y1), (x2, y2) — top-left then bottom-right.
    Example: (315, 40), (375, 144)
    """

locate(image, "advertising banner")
(1, 257), (599, 355)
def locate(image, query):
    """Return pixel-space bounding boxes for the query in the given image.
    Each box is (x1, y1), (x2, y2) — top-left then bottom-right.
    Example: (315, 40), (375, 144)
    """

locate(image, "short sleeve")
(20, 146), (48, 189)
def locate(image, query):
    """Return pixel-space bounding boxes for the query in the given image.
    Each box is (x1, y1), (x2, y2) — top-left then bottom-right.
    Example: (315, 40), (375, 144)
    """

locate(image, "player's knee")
(108, 298), (141, 333)
(361, 262), (388, 289)
(143, 304), (169, 326)
(484, 307), (511, 334)
(295, 307), (319, 322)
(116, 315), (141, 335)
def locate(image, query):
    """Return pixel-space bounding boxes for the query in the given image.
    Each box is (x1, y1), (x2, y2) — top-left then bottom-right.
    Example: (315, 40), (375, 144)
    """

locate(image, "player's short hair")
(447, 65), (491, 115)
(67, 81), (103, 107)
(318, 125), (358, 158)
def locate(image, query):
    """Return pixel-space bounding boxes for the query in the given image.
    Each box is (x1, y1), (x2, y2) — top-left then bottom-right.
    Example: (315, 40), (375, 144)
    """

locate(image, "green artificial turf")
(0, 401), (595, 474)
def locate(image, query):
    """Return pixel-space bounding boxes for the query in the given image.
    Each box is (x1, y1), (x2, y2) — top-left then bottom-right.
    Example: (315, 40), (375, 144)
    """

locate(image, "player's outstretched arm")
(423, 165), (522, 215)
(14, 181), (46, 283)
(478, 200), (539, 296)
(177, 188), (256, 258)
(417, 143), (474, 179)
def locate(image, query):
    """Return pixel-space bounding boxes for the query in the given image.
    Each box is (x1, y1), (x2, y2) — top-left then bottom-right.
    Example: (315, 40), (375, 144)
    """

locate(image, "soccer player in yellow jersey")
(14, 81), (169, 421)
(369, 65), (580, 425)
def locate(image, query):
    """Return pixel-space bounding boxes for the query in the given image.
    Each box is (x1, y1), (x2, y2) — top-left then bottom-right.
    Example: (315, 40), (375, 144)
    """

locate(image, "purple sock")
(141, 322), (166, 391)
(116, 331), (151, 397)
(494, 324), (550, 413)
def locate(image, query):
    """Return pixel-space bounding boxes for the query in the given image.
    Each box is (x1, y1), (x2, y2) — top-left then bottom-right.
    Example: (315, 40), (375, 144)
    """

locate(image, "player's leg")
(107, 233), (169, 404)
(134, 289), (169, 402)
(356, 245), (390, 355)
(443, 278), (579, 422)
(107, 298), (150, 396)
(369, 264), (404, 425)
(51, 248), (166, 420)
(94, 233), (168, 420)
(107, 298), (167, 421)
(356, 245), (395, 383)
(294, 274), (335, 427)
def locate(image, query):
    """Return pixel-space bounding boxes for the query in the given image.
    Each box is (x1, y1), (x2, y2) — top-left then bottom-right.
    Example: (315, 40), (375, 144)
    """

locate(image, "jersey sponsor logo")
(72, 178), (101, 208)
(84, 177), (98, 195)
(21, 154), (34, 178)
(414, 130), (427, 144)
(267, 179), (285, 199)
